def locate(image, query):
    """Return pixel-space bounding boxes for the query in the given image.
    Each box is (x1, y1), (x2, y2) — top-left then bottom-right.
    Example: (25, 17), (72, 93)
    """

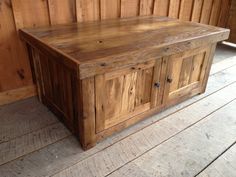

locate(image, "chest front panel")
(163, 46), (212, 104)
(95, 59), (164, 132)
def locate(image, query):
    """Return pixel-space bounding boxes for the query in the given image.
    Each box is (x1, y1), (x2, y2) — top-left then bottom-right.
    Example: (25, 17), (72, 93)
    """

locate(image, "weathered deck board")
(197, 143), (236, 177)
(108, 100), (236, 177)
(51, 83), (236, 177)
(210, 56), (236, 74)
(0, 58), (236, 177)
(0, 123), (70, 166)
(0, 97), (58, 143)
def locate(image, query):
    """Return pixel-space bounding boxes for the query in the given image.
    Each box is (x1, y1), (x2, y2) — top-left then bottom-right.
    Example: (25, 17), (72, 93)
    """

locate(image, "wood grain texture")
(31, 48), (44, 102)
(11, 0), (50, 28)
(101, 0), (121, 19)
(179, 0), (194, 21)
(121, 0), (140, 17)
(153, 0), (169, 16)
(209, 0), (221, 26)
(217, 0), (231, 27)
(200, 0), (213, 24)
(0, 57), (236, 176)
(0, 0), (33, 92)
(150, 57), (167, 108)
(197, 143), (236, 177)
(20, 16), (229, 149)
(0, 97), (58, 143)
(95, 61), (155, 132)
(139, 0), (154, 16)
(210, 56), (236, 75)
(76, 0), (100, 22)
(0, 85), (36, 106)
(227, 0), (236, 43)
(199, 44), (217, 93)
(51, 82), (236, 177)
(1, 0), (232, 100)
(191, 0), (204, 22)
(20, 16), (229, 79)
(0, 122), (70, 166)
(25, 47), (77, 135)
(163, 46), (212, 104)
(79, 77), (96, 149)
(48, 0), (76, 25)
(108, 100), (236, 177)
(168, 0), (181, 18)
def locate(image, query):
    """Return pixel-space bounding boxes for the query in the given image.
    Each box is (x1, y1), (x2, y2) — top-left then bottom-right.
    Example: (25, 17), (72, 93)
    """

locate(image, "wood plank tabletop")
(19, 16), (229, 65)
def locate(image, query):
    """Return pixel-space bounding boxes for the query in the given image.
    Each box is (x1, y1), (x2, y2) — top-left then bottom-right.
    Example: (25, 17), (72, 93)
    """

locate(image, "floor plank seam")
(0, 57), (230, 145)
(1, 57), (235, 175)
(103, 98), (236, 177)
(194, 140), (236, 177)
(96, 80), (236, 151)
(1, 80), (235, 175)
(36, 81), (236, 177)
(210, 62), (236, 76)
(0, 121), (60, 145)
(50, 98), (236, 177)
(0, 134), (72, 167)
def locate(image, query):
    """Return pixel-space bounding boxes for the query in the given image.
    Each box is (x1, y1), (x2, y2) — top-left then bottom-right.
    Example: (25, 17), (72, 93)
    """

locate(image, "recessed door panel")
(95, 59), (163, 132)
(163, 46), (212, 104)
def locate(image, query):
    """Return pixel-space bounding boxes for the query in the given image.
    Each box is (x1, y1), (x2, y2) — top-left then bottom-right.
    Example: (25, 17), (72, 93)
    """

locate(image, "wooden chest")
(20, 16), (230, 150)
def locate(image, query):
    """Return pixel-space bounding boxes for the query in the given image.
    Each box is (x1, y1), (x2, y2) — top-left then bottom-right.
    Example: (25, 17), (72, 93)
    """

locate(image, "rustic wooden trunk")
(19, 16), (229, 150)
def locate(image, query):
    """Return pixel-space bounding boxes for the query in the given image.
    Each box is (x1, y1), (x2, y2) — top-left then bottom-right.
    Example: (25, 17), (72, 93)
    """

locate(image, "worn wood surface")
(20, 16), (229, 149)
(191, 0), (204, 22)
(0, 49), (236, 176)
(101, 0), (121, 19)
(108, 100), (236, 177)
(163, 46), (212, 104)
(0, 85), (36, 106)
(197, 142), (236, 177)
(95, 60), (155, 132)
(0, 0), (233, 105)
(48, 0), (76, 25)
(0, 0), (33, 92)
(20, 16), (229, 79)
(50, 77), (236, 177)
(227, 0), (236, 43)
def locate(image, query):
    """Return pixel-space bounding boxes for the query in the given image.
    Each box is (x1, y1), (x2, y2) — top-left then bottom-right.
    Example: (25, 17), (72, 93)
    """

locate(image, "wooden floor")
(0, 43), (236, 177)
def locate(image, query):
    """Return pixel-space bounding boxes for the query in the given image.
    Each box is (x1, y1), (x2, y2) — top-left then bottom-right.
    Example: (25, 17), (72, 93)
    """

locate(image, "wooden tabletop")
(20, 16), (229, 78)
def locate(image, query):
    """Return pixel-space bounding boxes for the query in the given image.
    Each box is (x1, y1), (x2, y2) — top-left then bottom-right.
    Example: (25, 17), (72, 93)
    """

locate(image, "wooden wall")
(227, 0), (236, 42)
(0, 0), (233, 105)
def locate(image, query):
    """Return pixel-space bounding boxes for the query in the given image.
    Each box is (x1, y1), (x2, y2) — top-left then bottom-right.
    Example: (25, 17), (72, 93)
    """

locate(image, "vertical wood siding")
(0, 0), (232, 100)
(227, 0), (236, 42)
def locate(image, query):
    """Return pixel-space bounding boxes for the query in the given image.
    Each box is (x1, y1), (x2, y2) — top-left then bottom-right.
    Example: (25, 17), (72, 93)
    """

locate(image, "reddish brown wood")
(20, 16), (229, 150)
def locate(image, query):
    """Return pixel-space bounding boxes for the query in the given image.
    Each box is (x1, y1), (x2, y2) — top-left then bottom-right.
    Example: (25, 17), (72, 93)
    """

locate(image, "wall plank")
(11, 0), (50, 28)
(179, 0), (194, 21)
(121, 0), (140, 17)
(227, 0), (236, 43)
(101, 0), (121, 19)
(191, 0), (203, 22)
(48, 0), (77, 25)
(76, 0), (100, 22)
(0, 0), (33, 92)
(209, 0), (221, 26)
(140, 0), (154, 16)
(168, 0), (181, 18)
(200, 0), (213, 24)
(153, 0), (169, 16)
(218, 0), (231, 27)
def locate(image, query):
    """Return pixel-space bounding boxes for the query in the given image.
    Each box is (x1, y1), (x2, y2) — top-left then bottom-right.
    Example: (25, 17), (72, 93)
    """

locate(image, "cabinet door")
(163, 46), (213, 104)
(95, 59), (163, 132)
